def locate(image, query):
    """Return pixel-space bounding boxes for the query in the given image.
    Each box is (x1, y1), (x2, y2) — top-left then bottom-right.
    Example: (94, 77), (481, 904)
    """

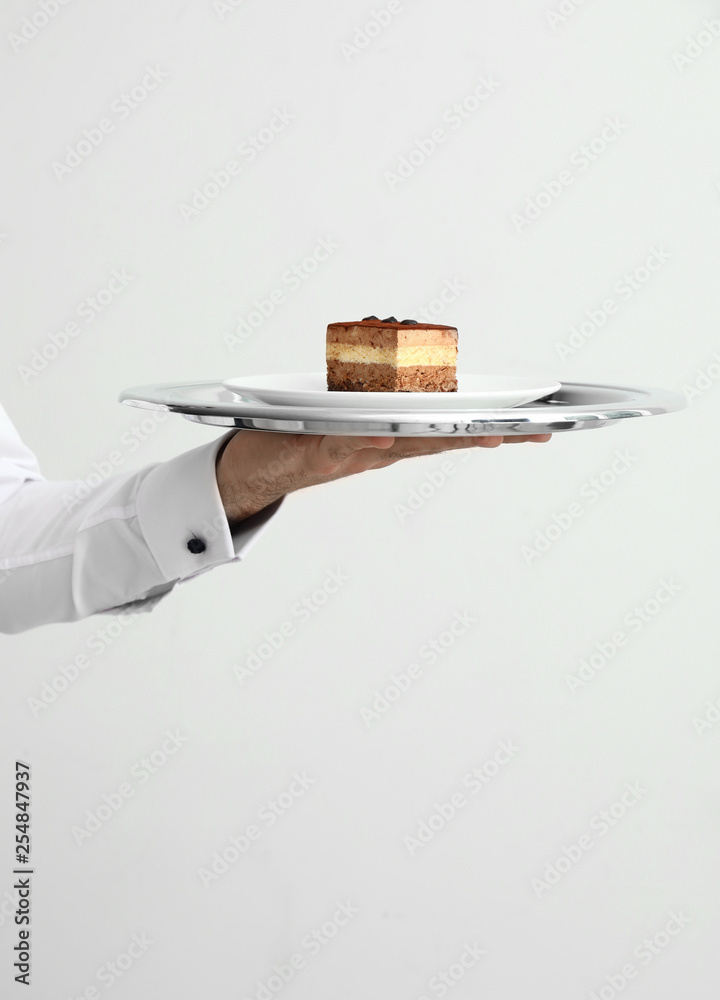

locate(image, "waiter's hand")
(216, 431), (551, 527)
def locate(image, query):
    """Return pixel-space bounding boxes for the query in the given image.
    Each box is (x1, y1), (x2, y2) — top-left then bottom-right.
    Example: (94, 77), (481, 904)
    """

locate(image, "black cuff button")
(187, 537), (206, 554)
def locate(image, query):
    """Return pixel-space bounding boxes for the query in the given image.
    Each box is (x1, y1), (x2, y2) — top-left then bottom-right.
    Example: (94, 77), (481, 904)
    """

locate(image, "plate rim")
(221, 371), (563, 408)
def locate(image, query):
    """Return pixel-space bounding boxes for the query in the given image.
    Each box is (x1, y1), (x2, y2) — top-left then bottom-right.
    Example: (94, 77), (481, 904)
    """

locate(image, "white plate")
(222, 372), (562, 410)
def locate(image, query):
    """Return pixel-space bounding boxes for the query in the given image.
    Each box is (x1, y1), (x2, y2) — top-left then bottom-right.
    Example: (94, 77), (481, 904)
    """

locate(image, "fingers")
(305, 432), (552, 477)
(472, 436), (504, 448)
(383, 433), (552, 455)
(364, 433), (553, 468)
(375, 436), (504, 461)
(501, 434), (553, 444)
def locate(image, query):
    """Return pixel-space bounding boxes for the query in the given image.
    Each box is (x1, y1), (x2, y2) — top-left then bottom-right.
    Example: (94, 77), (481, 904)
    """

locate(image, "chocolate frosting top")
(329, 319), (457, 331)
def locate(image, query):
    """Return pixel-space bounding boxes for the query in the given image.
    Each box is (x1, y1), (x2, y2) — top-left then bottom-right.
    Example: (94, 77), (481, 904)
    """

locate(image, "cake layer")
(326, 343), (457, 367)
(327, 361), (457, 393)
(327, 323), (458, 349)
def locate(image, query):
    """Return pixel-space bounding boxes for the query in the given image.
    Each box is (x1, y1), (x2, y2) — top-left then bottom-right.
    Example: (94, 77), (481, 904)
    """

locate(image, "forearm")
(0, 472), (175, 633)
(0, 434), (279, 634)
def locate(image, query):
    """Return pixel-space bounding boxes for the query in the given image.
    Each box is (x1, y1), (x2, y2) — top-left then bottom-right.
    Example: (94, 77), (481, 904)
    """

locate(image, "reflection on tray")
(516, 393), (570, 407)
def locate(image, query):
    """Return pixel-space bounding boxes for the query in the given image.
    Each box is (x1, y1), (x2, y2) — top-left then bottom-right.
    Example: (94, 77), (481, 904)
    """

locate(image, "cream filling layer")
(327, 344), (457, 366)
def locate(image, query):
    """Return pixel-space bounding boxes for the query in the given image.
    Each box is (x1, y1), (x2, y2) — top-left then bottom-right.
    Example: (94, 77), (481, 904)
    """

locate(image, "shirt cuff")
(135, 430), (284, 584)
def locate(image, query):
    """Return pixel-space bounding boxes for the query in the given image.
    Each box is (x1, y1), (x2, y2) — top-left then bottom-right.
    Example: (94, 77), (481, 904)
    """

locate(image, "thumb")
(309, 436), (395, 475)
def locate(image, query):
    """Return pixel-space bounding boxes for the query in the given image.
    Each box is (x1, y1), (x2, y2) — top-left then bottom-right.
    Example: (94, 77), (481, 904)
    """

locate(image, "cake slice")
(327, 316), (458, 392)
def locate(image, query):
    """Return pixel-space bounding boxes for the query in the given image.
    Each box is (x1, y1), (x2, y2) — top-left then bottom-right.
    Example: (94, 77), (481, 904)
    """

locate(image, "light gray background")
(1, 1), (719, 997)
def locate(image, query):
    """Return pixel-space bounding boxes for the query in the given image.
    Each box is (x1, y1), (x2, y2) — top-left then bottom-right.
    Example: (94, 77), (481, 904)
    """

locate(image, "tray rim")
(118, 379), (686, 436)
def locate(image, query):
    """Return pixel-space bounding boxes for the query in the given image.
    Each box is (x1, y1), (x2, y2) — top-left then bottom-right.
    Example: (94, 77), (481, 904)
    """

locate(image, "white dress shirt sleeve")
(0, 404), (284, 634)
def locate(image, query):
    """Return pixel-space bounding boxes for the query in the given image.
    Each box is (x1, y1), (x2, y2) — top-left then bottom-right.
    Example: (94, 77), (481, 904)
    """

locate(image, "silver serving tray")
(119, 381), (686, 437)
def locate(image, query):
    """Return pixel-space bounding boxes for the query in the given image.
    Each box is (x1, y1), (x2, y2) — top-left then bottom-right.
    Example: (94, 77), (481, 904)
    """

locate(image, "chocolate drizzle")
(362, 315), (418, 324)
